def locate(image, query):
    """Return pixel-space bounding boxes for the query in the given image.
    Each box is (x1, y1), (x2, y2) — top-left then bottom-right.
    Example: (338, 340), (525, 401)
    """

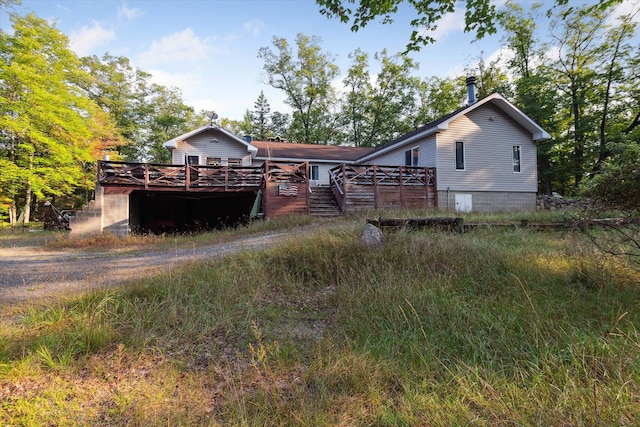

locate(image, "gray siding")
(370, 134), (437, 167)
(436, 104), (537, 193)
(171, 130), (252, 165)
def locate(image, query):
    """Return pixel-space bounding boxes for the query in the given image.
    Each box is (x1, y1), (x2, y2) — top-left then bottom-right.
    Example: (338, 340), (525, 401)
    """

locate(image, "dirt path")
(0, 230), (300, 307)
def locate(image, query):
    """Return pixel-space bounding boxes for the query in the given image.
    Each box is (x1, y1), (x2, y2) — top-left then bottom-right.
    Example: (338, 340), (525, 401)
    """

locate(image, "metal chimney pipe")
(466, 76), (476, 105)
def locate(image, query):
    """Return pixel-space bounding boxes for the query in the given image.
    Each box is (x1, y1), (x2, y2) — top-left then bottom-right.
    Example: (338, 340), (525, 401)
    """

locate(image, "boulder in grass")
(360, 223), (384, 248)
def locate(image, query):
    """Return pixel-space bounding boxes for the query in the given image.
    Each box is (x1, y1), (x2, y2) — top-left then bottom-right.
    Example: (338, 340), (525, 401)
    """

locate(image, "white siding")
(436, 104), (537, 192)
(171, 130), (252, 165)
(370, 134), (437, 167)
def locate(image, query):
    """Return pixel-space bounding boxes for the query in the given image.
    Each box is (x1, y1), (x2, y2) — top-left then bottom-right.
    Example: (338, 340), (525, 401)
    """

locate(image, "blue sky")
(2, 0), (638, 121)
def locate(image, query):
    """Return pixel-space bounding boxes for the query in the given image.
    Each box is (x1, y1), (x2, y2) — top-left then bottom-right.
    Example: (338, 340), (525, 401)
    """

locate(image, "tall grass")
(1, 221), (639, 425)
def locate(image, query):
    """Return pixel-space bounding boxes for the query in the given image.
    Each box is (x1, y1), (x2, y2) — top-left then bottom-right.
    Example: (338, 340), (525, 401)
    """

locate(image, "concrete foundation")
(69, 184), (130, 237)
(438, 191), (536, 213)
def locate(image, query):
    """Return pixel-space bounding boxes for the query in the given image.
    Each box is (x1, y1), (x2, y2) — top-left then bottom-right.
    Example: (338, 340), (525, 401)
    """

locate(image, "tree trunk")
(23, 180), (32, 224)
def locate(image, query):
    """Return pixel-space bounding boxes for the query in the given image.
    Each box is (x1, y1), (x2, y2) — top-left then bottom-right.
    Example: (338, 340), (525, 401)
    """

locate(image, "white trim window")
(455, 141), (464, 170)
(405, 146), (419, 167)
(513, 145), (521, 173)
(309, 164), (320, 181)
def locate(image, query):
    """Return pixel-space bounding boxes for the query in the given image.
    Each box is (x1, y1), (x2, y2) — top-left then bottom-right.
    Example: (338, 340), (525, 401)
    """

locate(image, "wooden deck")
(330, 164), (437, 213)
(97, 161), (437, 216)
(98, 161), (264, 194)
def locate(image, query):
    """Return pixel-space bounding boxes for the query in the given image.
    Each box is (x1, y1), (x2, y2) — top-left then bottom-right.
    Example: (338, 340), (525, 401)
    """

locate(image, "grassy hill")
(1, 216), (639, 425)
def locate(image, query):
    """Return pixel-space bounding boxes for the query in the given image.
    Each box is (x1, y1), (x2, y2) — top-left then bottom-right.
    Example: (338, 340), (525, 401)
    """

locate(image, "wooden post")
(144, 163), (149, 190)
(399, 166), (404, 208)
(185, 163), (190, 191)
(305, 161), (310, 215)
(373, 164), (378, 210)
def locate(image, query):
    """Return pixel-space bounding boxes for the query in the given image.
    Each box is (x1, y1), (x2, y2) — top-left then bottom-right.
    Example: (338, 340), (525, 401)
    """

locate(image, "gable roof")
(252, 140), (374, 163)
(163, 124), (258, 156)
(356, 93), (551, 163)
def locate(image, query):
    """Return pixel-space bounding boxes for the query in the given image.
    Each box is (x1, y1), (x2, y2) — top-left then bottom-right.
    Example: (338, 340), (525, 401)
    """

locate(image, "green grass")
(1, 217), (639, 425)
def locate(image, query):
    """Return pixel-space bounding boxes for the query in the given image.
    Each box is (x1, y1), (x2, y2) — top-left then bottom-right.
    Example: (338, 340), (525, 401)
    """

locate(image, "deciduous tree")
(0, 14), (117, 224)
(258, 33), (339, 144)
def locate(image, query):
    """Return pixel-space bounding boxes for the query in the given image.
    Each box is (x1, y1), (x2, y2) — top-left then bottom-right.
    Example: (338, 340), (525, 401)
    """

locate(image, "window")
(513, 145), (521, 173)
(187, 155), (199, 165)
(206, 157), (221, 166)
(405, 146), (419, 167)
(227, 158), (242, 166)
(309, 165), (319, 181)
(455, 141), (464, 170)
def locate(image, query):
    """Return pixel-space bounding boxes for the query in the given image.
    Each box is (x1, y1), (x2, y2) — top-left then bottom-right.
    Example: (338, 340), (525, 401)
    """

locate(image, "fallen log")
(367, 217), (464, 233)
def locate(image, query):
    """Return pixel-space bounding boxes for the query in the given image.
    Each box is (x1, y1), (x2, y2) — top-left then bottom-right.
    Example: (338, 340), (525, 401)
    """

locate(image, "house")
(70, 78), (550, 236)
(357, 80), (551, 212)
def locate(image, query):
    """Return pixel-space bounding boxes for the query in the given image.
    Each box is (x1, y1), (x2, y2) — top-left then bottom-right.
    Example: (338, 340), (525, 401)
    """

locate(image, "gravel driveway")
(0, 230), (296, 307)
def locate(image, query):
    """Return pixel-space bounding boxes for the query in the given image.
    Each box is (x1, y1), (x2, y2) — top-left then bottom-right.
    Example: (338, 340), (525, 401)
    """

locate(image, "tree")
(251, 91), (271, 140)
(316, 0), (498, 52)
(0, 14), (117, 224)
(340, 48), (373, 146)
(258, 33), (339, 144)
(583, 141), (640, 213)
(80, 54), (150, 159)
(465, 51), (511, 99)
(80, 54), (196, 163)
(145, 85), (196, 163)
(499, 1), (560, 196)
(546, 3), (637, 191)
(339, 49), (422, 147)
(269, 111), (292, 141)
(414, 76), (465, 125)
(316, 0), (624, 52)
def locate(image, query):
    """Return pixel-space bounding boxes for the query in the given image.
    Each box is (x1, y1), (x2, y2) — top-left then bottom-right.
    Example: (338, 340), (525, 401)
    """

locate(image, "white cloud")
(136, 28), (215, 67)
(69, 22), (115, 56)
(607, 0), (640, 25)
(243, 19), (265, 36)
(146, 68), (202, 93)
(429, 7), (466, 41)
(118, 3), (144, 21)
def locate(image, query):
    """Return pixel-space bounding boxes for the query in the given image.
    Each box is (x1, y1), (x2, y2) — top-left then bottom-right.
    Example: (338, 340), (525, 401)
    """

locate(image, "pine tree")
(251, 91), (271, 140)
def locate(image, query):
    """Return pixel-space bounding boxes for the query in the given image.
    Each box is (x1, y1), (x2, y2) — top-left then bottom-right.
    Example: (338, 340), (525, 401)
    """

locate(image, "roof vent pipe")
(466, 76), (476, 105)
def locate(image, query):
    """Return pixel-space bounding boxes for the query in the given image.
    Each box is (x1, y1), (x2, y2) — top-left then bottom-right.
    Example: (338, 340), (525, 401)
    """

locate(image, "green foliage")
(582, 142), (640, 213)
(317, 0), (497, 52)
(258, 33), (340, 144)
(0, 13), (117, 223)
(251, 90), (271, 140)
(80, 54), (196, 162)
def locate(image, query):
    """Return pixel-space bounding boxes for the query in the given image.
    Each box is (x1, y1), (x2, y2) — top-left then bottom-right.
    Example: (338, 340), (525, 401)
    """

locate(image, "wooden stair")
(309, 186), (342, 217)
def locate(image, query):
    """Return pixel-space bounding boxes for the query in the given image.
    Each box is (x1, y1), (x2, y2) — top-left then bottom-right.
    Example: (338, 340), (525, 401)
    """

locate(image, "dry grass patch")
(1, 219), (639, 425)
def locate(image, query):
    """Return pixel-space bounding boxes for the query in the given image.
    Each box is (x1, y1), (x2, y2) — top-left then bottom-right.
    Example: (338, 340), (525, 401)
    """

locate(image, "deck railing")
(328, 168), (346, 214)
(329, 164), (437, 212)
(98, 161), (264, 191)
(329, 164), (436, 187)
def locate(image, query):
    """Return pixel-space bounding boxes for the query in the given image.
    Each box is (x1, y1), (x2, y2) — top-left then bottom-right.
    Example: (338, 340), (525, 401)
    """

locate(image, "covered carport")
(129, 190), (258, 234)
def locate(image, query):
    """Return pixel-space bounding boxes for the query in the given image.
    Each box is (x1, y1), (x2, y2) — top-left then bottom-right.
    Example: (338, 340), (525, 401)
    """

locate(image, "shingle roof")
(252, 140), (375, 162)
(362, 107), (466, 157)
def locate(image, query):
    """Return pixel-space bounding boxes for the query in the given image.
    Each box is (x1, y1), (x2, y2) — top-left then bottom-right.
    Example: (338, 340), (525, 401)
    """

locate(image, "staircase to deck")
(68, 195), (102, 235)
(309, 186), (342, 217)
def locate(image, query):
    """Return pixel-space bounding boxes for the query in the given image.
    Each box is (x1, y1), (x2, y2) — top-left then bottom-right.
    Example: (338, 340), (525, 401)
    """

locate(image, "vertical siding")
(171, 130), (252, 165)
(371, 135), (437, 167)
(436, 104), (537, 192)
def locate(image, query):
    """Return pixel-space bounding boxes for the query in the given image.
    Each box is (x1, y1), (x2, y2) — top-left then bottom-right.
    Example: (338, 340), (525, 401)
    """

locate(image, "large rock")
(360, 223), (384, 248)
